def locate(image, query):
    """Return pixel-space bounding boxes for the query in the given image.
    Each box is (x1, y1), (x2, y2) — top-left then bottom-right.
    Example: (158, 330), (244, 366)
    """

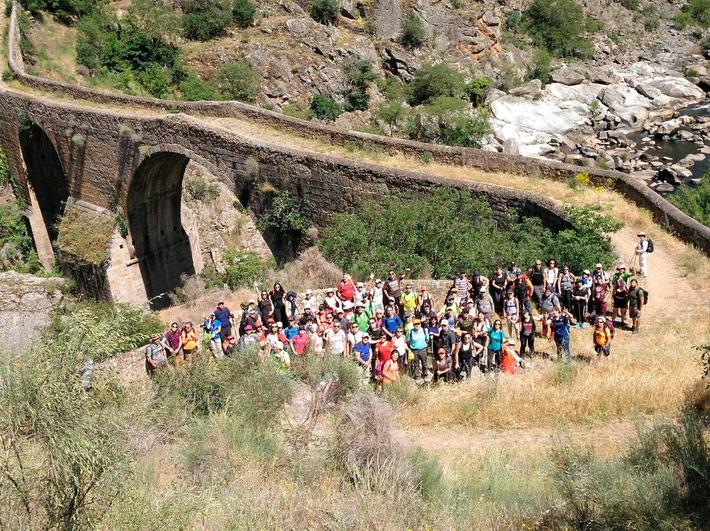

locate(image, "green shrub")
(309, 94), (342, 121)
(406, 96), (491, 147)
(620, 0), (639, 11)
(185, 175), (220, 202)
(17, 8), (36, 64)
(345, 60), (376, 111)
(400, 15), (426, 48)
(527, 47), (552, 84)
(213, 60), (260, 102)
(506, 10), (523, 31)
(408, 63), (466, 105)
(319, 189), (620, 279)
(282, 102), (310, 119)
(183, 0), (233, 40)
(673, 0), (710, 28)
(43, 302), (163, 363)
(222, 248), (269, 290)
(376, 99), (407, 133)
(311, 0), (338, 25)
(644, 15), (660, 31)
(465, 76), (491, 107)
(256, 191), (311, 239)
(0, 201), (40, 273)
(179, 72), (221, 100)
(18, 0), (99, 23)
(522, 0), (595, 58)
(668, 170), (710, 226)
(232, 0), (256, 27)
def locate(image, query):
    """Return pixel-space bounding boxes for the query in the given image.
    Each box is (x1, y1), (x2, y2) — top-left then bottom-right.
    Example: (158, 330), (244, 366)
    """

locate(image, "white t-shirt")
(326, 328), (346, 355)
(371, 286), (384, 306)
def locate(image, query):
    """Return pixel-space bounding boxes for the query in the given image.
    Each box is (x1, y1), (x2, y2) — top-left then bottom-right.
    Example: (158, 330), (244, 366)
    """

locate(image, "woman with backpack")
(611, 265), (630, 327)
(627, 279), (646, 335)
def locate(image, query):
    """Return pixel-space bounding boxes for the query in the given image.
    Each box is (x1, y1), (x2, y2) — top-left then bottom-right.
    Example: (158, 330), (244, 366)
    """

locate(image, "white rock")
(545, 82), (605, 104)
(491, 96), (589, 135)
(639, 76), (705, 100)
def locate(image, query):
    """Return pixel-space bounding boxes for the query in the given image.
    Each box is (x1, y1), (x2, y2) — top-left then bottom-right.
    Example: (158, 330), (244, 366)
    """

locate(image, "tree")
(309, 94), (342, 121)
(400, 15), (426, 48)
(465, 76), (491, 107)
(408, 63), (466, 105)
(522, 0), (595, 58)
(232, 0), (256, 27)
(311, 0), (338, 25)
(213, 60), (260, 102)
(183, 0), (233, 41)
(346, 60), (376, 111)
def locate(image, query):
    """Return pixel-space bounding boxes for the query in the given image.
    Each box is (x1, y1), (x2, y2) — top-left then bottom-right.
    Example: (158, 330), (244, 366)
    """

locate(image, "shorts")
(629, 305), (640, 318)
(613, 296), (627, 309)
(594, 344), (611, 357)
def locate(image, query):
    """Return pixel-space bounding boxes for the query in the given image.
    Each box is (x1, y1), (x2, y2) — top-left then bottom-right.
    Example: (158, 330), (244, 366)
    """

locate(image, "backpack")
(642, 288), (649, 305)
(646, 238), (654, 253)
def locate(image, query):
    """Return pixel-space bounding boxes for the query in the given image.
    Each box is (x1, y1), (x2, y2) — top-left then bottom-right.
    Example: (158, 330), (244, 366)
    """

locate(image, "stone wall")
(5, 1), (710, 252)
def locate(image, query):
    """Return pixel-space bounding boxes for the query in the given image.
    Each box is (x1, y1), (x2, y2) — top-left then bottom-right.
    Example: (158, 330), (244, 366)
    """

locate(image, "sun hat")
(305, 289), (312, 295)
(638, 231), (646, 236)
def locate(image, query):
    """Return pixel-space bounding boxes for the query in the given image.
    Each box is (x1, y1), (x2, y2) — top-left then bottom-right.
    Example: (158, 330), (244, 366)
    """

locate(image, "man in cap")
(213, 301), (234, 342)
(635, 232), (649, 276)
(406, 318), (430, 381)
(145, 333), (167, 377)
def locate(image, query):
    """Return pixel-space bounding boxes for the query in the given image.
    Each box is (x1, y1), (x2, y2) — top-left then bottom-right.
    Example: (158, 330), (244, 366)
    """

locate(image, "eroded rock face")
(0, 271), (66, 352)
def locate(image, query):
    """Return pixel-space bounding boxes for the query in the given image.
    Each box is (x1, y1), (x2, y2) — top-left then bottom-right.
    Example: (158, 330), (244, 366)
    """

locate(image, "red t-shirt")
(377, 340), (394, 362)
(338, 280), (356, 302)
(292, 333), (309, 356)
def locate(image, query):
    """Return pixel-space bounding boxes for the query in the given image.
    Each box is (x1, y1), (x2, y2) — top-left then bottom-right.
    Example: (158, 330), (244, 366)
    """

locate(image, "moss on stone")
(57, 205), (114, 265)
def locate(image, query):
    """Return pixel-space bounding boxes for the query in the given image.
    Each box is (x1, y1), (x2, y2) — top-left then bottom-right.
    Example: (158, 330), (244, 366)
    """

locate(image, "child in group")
(593, 316), (612, 357)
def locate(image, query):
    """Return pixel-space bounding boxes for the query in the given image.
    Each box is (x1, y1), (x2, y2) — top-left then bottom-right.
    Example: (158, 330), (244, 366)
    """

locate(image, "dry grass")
(27, 16), (79, 84)
(262, 246), (343, 292)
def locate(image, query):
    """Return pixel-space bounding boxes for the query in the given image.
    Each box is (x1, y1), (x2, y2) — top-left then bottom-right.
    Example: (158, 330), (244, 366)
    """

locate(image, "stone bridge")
(0, 2), (708, 307)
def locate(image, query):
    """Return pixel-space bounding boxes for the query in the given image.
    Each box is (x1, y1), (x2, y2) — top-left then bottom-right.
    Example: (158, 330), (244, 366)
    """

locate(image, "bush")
(309, 94), (342, 121)
(668, 170), (710, 226)
(179, 72), (221, 100)
(527, 47), (552, 84)
(213, 60), (260, 102)
(185, 175), (220, 202)
(400, 15), (426, 48)
(319, 189), (619, 279)
(18, 0), (99, 23)
(0, 201), (40, 273)
(673, 0), (710, 28)
(345, 60), (376, 111)
(222, 248), (269, 290)
(232, 0), (256, 27)
(256, 191), (311, 239)
(620, 0), (639, 11)
(406, 96), (491, 147)
(408, 63), (466, 105)
(522, 0), (595, 58)
(311, 0), (338, 25)
(465, 76), (491, 107)
(183, 0), (233, 40)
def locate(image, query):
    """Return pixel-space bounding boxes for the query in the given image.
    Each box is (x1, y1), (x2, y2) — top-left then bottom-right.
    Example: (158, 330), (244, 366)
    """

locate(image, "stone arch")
(127, 151), (195, 308)
(18, 122), (69, 245)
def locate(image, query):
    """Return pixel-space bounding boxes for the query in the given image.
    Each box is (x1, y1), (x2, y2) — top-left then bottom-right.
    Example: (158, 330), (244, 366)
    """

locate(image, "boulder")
(485, 88), (506, 105)
(491, 96), (589, 135)
(654, 182), (675, 193)
(545, 82), (605, 104)
(0, 272), (66, 351)
(509, 79), (543, 98)
(286, 18), (307, 35)
(373, 0), (403, 40)
(551, 67), (586, 85)
(638, 76), (705, 100)
(655, 118), (682, 135)
(482, 11), (500, 26)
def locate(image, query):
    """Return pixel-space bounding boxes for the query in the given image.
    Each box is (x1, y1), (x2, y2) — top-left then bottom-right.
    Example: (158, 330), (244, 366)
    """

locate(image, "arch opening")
(127, 152), (195, 308)
(19, 123), (69, 244)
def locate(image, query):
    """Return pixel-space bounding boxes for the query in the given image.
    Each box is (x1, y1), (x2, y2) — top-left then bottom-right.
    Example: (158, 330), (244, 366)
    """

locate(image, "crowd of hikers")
(146, 234), (652, 384)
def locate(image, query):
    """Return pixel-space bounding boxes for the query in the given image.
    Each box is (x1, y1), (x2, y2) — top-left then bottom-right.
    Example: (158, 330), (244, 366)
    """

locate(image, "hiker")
(285, 291), (299, 322)
(353, 334), (372, 382)
(324, 318), (347, 356)
(383, 270), (403, 304)
(539, 287), (560, 315)
(529, 260), (545, 305)
(203, 313), (223, 359)
(239, 324), (259, 349)
(503, 290), (519, 336)
(180, 322), (199, 365)
(611, 265), (631, 327)
(163, 322), (182, 363)
(337, 273), (357, 303)
(290, 326), (309, 356)
(258, 290), (274, 323)
(400, 283), (418, 317)
(271, 283), (288, 326)
(213, 301), (234, 342)
(490, 266), (508, 315)
(572, 279), (589, 327)
(145, 333), (168, 377)
(433, 347), (453, 383)
(407, 319), (430, 381)
(551, 308), (572, 359)
(370, 279), (385, 311)
(485, 319), (506, 372)
(475, 287), (495, 325)
(454, 331), (483, 380)
(453, 270), (472, 302)
(519, 311), (536, 358)
(593, 317), (612, 357)
(302, 289), (317, 313)
(627, 278), (645, 334)
(500, 339), (522, 375)
(381, 350), (400, 385)
(592, 264), (609, 318)
(513, 272), (533, 314)
(222, 334), (237, 356)
(544, 259), (559, 293)
(557, 265), (576, 312)
(635, 232), (650, 277)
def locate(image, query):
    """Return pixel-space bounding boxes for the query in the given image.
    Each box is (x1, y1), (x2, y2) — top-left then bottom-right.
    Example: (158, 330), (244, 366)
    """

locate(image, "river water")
(628, 101), (710, 181)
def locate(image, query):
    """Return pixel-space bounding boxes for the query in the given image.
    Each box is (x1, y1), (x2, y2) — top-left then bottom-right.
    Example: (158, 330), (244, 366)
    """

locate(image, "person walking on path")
(627, 278), (646, 335)
(635, 232), (650, 277)
(145, 334), (168, 377)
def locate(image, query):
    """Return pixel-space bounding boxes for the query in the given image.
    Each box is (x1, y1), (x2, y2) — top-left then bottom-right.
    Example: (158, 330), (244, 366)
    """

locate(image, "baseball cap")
(440, 320), (448, 326)
(343, 301), (354, 310)
(362, 333), (370, 339)
(305, 289), (312, 295)
(375, 278), (382, 283)
(356, 282), (364, 287)
(595, 263), (603, 269)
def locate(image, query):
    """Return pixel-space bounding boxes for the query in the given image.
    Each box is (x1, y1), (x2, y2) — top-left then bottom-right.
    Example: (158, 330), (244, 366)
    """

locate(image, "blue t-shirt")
(205, 319), (222, 338)
(213, 307), (232, 328)
(487, 328), (505, 351)
(407, 328), (429, 350)
(353, 342), (371, 362)
(552, 316), (570, 339)
(383, 315), (403, 334)
(285, 325), (299, 340)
